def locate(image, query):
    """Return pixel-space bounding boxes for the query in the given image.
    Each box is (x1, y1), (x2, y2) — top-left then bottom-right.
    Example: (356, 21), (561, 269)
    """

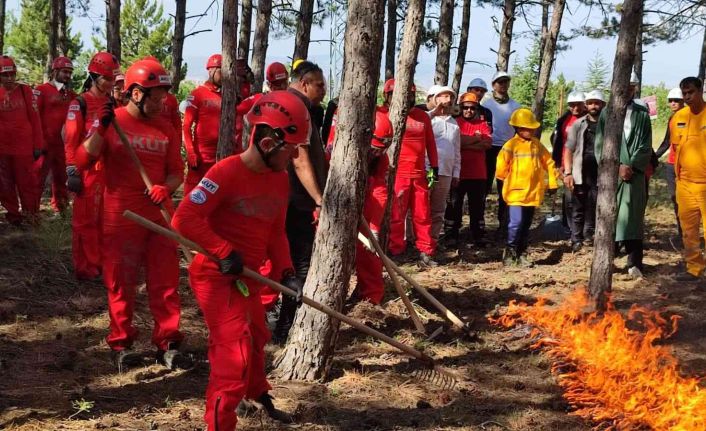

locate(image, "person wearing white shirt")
(427, 86), (461, 244)
(481, 71), (520, 237)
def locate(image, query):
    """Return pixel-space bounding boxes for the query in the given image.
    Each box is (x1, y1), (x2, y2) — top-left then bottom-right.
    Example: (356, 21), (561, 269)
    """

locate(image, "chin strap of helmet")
(252, 126), (287, 169)
(129, 85), (151, 117)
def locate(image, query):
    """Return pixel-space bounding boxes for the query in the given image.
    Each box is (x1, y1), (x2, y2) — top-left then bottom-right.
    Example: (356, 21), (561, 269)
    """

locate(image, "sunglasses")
(461, 105), (476, 111)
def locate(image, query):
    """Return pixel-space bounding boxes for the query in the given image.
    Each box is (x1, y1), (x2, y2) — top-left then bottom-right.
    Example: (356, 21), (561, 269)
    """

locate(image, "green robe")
(595, 102), (652, 241)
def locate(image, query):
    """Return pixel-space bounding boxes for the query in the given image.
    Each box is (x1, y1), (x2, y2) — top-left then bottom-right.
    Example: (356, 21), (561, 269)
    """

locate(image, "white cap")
(427, 84), (443, 98)
(492, 71), (511, 83)
(178, 100), (188, 114)
(630, 70), (640, 85)
(585, 90), (605, 103)
(434, 85), (456, 100)
(567, 91), (585, 103)
(667, 87), (683, 100)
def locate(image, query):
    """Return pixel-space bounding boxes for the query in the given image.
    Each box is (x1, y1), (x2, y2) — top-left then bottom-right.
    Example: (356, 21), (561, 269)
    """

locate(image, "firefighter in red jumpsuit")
(142, 56), (181, 134)
(64, 51), (120, 280)
(75, 59), (190, 370)
(0, 55), (44, 226)
(183, 54), (223, 196)
(35, 56), (76, 214)
(356, 109), (393, 304)
(236, 61), (290, 119)
(172, 91), (311, 431)
(383, 79), (439, 267)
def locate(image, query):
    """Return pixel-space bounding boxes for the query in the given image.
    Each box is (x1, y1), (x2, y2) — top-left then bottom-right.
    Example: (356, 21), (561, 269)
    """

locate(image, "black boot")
(111, 348), (142, 371)
(256, 393), (293, 423)
(157, 342), (194, 370)
(272, 295), (298, 345)
(502, 247), (517, 266)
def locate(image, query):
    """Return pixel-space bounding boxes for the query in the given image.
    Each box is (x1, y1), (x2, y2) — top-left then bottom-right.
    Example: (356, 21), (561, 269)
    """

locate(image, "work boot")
(627, 266), (644, 280)
(111, 348), (142, 371)
(571, 241), (583, 253)
(517, 252), (534, 268)
(255, 393), (293, 424)
(157, 343), (194, 370)
(502, 247), (517, 267)
(418, 252), (438, 268)
(272, 296), (298, 345)
(674, 272), (700, 283)
(236, 398), (258, 418)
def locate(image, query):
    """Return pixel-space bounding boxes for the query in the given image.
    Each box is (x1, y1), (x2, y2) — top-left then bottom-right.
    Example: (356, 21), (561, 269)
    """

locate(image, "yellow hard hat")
(509, 108), (541, 129)
(292, 59), (305, 72)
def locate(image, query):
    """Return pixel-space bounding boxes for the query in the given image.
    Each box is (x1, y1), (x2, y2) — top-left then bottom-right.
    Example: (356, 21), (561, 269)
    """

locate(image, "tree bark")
(57, 0), (66, 54)
(273, 0), (386, 381)
(106, 0), (122, 61)
(0, 0), (5, 54)
(384, 0), (397, 79)
(238, 0), (253, 59)
(451, 0), (471, 96)
(170, 0), (187, 92)
(633, 19), (644, 98)
(293, 0), (315, 60)
(699, 27), (706, 82)
(217, 0), (238, 161)
(588, 0), (643, 311)
(538, 0), (549, 62)
(379, 0), (427, 248)
(496, 0), (516, 72)
(47, 0), (59, 80)
(531, 0), (565, 133)
(251, 0), (272, 93)
(434, 0), (454, 85)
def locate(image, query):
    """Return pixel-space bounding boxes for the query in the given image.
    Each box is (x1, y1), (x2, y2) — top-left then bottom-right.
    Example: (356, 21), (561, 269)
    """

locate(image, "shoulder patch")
(199, 178), (219, 194)
(190, 189), (207, 204)
(67, 112), (76, 121)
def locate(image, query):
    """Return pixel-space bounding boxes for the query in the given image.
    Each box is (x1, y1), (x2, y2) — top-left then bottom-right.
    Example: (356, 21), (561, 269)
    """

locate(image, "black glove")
(66, 165), (83, 193)
(98, 100), (115, 130)
(33, 149), (42, 161)
(431, 166), (439, 182)
(281, 275), (304, 303)
(218, 251), (243, 275)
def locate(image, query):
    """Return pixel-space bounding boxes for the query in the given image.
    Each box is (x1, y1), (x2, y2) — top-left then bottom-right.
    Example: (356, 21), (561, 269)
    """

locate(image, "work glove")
(147, 184), (171, 205)
(426, 167), (439, 189)
(187, 152), (201, 170)
(219, 250), (244, 275)
(96, 100), (115, 136)
(66, 165), (83, 193)
(281, 274), (304, 303)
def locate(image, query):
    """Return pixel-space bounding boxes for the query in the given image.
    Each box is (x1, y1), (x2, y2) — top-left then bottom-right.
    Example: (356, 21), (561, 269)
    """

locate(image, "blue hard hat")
(467, 78), (488, 90)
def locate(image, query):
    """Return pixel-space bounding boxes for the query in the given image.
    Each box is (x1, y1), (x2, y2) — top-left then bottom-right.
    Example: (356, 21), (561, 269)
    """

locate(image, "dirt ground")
(1, 170), (702, 431)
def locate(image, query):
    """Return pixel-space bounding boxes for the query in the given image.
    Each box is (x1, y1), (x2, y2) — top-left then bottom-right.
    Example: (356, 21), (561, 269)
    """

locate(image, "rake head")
(414, 365), (458, 390)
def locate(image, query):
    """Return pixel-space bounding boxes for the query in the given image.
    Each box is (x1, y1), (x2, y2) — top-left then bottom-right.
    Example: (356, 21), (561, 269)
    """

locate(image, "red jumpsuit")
(75, 108), (184, 351)
(172, 156), (293, 431)
(35, 82), (76, 212)
(182, 82), (221, 196)
(0, 83), (43, 223)
(64, 91), (109, 280)
(388, 107), (438, 255)
(161, 92), (182, 135)
(356, 154), (389, 304)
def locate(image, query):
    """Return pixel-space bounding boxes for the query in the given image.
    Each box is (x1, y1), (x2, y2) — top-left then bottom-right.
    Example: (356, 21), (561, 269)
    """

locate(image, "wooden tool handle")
(122, 210), (436, 365)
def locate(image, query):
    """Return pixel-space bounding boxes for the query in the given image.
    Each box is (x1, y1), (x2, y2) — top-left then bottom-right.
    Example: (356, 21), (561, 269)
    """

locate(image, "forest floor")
(1, 167), (703, 431)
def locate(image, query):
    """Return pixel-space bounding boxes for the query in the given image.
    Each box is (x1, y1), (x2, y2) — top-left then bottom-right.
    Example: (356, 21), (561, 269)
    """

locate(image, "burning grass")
(492, 287), (703, 431)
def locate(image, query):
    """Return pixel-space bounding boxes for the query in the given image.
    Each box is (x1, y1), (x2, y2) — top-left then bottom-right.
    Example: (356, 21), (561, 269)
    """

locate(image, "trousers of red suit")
(189, 255), (271, 431)
(184, 162), (215, 197)
(257, 259), (280, 310)
(35, 142), (68, 212)
(0, 155), (39, 224)
(102, 217), (183, 350)
(72, 167), (103, 280)
(355, 241), (384, 304)
(389, 176), (435, 255)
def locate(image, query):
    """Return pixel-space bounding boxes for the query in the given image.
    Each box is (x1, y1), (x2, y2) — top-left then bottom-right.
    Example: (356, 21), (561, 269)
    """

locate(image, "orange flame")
(491, 288), (703, 431)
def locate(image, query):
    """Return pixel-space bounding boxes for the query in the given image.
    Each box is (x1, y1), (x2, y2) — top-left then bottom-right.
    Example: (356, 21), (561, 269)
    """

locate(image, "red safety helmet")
(206, 54), (222, 69)
(371, 109), (393, 148)
(88, 52), (120, 78)
(0, 55), (17, 74)
(246, 90), (311, 146)
(51, 56), (74, 70)
(266, 62), (288, 83)
(383, 78), (416, 94)
(124, 59), (171, 92)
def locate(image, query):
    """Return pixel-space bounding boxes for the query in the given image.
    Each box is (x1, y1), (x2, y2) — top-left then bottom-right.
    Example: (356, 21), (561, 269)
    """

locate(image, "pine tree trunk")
(699, 27), (706, 82)
(293, 0), (315, 60)
(238, 0), (253, 60)
(170, 0), (186, 92)
(217, 0), (238, 161)
(588, 0), (643, 312)
(47, 0), (59, 80)
(0, 0), (5, 54)
(251, 0), (272, 93)
(384, 0), (397, 79)
(496, 0), (515, 72)
(538, 0), (549, 62)
(106, 0), (122, 61)
(434, 0), (454, 85)
(451, 0), (470, 96)
(633, 19), (644, 98)
(531, 0), (565, 133)
(379, 0), (427, 248)
(57, 0), (66, 54)
(273, 0), (386, 381)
